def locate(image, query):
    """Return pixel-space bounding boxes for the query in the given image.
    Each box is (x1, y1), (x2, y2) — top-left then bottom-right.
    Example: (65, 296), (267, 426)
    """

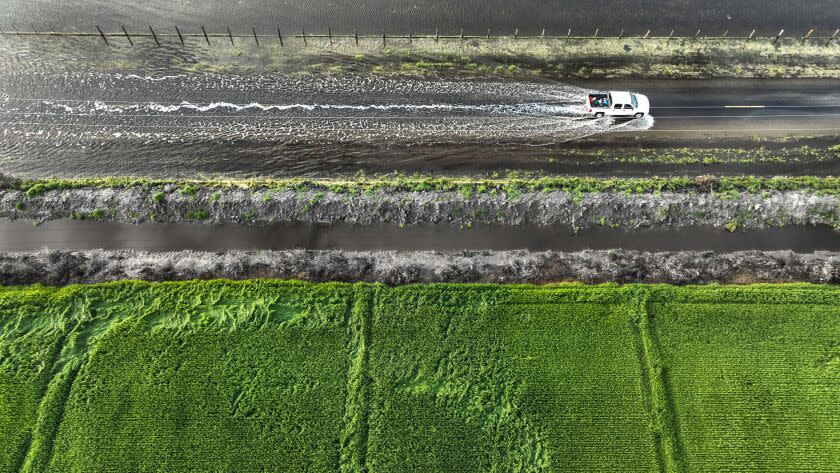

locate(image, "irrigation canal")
(1, 220), (839, 252)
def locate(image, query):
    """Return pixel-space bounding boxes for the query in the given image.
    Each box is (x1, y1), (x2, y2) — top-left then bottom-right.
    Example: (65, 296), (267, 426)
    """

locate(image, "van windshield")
(631, 94), (638, 108)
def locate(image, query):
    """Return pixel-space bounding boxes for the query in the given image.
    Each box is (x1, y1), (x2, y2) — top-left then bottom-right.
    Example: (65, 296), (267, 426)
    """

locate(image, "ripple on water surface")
(0, 39), (653, 177)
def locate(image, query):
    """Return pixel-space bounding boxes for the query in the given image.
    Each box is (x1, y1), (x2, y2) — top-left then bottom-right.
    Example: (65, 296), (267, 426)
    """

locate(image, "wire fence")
(0, 26), (837, 47)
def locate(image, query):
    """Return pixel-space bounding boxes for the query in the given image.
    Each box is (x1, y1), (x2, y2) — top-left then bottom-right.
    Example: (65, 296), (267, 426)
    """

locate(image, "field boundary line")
(21, 361), (82, 472)
(635, 290), (686, 473)
(340, 285), (374, 473)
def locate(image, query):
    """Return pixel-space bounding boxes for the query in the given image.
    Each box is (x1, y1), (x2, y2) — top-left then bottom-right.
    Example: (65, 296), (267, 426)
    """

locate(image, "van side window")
(613, 104), (623, 109)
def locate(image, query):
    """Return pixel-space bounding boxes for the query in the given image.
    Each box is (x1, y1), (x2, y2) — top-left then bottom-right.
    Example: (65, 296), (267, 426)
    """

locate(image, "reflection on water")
(0, 220), (837, 252)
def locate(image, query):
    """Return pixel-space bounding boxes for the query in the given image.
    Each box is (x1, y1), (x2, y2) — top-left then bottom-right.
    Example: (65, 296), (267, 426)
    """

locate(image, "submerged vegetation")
(1, 281), (838, 471)
(59, 35), (840, 79)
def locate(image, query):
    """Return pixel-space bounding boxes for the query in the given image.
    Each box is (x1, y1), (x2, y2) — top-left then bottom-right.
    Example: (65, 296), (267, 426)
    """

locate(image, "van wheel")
(594, 112), (605, 118)
(634, 112), (644, 118)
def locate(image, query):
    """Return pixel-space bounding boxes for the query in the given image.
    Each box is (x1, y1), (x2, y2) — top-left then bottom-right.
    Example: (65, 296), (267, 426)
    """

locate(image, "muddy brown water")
(1, 220), (838, 252)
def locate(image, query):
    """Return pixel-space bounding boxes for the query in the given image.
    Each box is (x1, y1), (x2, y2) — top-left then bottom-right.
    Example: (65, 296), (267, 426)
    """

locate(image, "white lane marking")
(724, 105), (767, 109)
(654, 114), (840, 118)
(612, 128), (840, 132)
(654, 105), (840, 109)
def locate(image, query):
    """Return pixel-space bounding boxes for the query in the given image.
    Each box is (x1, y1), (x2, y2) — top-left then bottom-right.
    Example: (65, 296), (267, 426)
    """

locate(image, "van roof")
(609, 91), (632, 104)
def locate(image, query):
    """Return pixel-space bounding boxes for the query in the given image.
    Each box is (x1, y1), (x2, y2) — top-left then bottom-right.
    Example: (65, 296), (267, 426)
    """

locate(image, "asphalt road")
(600, 79), (840, 138)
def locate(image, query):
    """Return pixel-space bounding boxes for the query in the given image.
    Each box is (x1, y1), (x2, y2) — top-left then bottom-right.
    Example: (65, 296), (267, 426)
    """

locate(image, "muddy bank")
(4, 187), (840, 230)
(3, 249), (840, 285)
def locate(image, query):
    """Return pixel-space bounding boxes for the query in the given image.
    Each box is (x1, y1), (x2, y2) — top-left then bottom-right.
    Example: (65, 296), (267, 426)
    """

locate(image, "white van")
(586, 91), (649, 118)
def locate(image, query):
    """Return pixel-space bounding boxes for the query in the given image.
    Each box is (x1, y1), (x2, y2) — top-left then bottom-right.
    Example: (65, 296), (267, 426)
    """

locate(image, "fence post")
(227, 26), (234, 46)
(354, 31), (358, 46)
(277, 29), (283, 46)
(827, 29), (839, 46)
(382, 32), (386, 46)
(175, 25), (185, 45)
(693, 28), (701, 41)
(96, 26), (109, 46)
(149, 26), (160, 46)
(643, 29), (650, 39)
(202, 25), (210, 45)
(435, 28), (439, 41)
(721, 30), (728, 38)
(541, 28), (545, 40)
(486, 28), (490, 39)
(121, 26), (133, 46)
(252, 27), (259, 45)
(567, 28), (571, 38)
(593, 28), (598, 38)
(666, 29), (673, 44)
(748, 29), (755, 40)
(409, 31), (412, 44)
(773, 29), (784, 44)
(302, 28), (307, 46)
(328, 27), (332, 46)
(801, 28), (813, 44)
(514, 28), (518, 39)
(618, 28), (623, 39)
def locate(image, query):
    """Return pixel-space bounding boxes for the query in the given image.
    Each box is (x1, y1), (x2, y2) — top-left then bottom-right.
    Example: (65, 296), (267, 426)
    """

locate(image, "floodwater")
(0, 34), (837, 178)
(0, 35), (658, 177)
(1, 1), (837, 35)
(1, 220), (839, 252)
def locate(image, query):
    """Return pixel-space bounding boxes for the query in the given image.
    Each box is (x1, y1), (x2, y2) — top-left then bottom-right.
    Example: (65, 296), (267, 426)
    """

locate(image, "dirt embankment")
(2, 249), (840, 285)
(3, 187), (840, 230)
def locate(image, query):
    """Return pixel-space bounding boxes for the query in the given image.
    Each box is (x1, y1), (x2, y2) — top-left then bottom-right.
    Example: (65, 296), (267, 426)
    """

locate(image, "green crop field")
(1, 281), (838, 472)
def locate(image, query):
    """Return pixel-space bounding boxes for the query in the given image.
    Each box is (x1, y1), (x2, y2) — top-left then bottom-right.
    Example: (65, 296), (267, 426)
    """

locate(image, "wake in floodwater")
(0, 74), (654, 146)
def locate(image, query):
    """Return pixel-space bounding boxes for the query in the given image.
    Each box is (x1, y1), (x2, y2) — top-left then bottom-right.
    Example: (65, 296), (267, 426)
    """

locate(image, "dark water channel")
(1, 220), (838, 252)
(2, 1), (837, 35)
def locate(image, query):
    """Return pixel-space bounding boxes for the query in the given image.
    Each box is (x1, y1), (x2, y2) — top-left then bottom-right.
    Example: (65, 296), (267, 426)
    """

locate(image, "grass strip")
(340, 285), (375, 473)
(633, 289), (684, 472)
(9, 174), (840, 197)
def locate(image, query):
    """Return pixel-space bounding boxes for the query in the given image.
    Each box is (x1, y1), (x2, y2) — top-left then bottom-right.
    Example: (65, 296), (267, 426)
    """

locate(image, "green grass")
(12, 174), (840, 197)
(1, 282), (839, 472)
(0, 281), (352, 472)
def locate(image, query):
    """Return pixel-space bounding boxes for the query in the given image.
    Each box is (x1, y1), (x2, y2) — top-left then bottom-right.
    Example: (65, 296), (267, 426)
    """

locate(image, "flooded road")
(0, 34), (837, 178)
(1, 58), (837, 177)
(2, 220), (839, 252)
